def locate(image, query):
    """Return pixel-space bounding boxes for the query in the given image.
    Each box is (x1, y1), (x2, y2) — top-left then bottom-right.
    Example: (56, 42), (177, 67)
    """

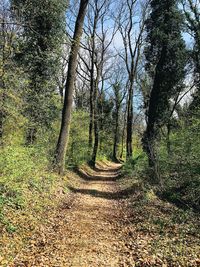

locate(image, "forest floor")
(1, 161), (199, 267)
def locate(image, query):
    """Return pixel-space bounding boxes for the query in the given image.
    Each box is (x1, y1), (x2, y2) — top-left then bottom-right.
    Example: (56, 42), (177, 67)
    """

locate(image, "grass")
(0, 141), (199, 266)
(118, 164), (200, 266)
(0, 144), (71, 264)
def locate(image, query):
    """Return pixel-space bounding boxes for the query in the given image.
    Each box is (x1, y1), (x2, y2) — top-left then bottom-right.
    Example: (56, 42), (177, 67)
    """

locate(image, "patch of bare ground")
(9, 161), (200, 267)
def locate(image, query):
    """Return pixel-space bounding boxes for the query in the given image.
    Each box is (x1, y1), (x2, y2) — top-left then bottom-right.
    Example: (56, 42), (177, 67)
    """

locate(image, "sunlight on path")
(13, 162), (132, 267)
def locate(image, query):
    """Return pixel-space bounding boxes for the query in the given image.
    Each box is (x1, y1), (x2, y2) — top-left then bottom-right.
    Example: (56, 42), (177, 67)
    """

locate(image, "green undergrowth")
(118, 170), (200, 266)
(122, 135), (200, 213)
(121, 153), (147, 178)
(0, 144), (70, 262)
(157, 118), (200, 212)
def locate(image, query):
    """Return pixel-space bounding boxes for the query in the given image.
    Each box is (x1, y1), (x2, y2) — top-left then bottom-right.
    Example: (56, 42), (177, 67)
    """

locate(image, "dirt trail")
(13, 162), (133, 267)
(11, 161), (200, 267)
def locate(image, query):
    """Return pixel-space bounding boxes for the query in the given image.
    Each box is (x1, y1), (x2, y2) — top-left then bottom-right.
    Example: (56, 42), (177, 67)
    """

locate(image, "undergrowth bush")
(66, 111), (90, 167)
(122, 152), (148, 178)
(158, 116), (200, 210)
(127, 116), (200, 211)
(0, 142), (64, 232)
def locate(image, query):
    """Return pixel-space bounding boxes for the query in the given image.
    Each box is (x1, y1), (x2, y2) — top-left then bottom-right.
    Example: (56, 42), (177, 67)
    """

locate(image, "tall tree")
(79, 0), (116, 166)
(54, 0), (89, 174)
(11, 0), (66, 143)
(0, 0), (24, 145)
(110, 62), (127, 161)
(115, 0), (148, 160)
(0, 1), (11, 143)
(183, 0), (200, 110)
(142, 0), (186, 181)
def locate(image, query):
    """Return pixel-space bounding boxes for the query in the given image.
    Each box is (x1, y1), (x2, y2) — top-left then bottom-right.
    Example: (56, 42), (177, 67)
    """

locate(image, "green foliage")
(98, 132), (114, 159)
(1, 71), (27, 146)
(0, 145), (48, 210)
(144, 0), (186, 125)
(118, 168), (199, 266)
(0, 1), (28, 144)
(146, 0), (186, 86)
(98, 96), (115, 159)
(66, 111), (90, 167)
(0, 211), (17, 233)
(131, 111), (200, 211)
(0, 145), (48, 182)
(122, 136), (148, 177)
(143, 0), (187, 181)
(184, 0), (200, 93)
(122, 153), (148, 178)
(65, 106), (120, 166)
(11, 0), (67, 135)
(145, 0), (187, 123)
(0, 139), (70, 237)
(0, 118), (62, 207)
(158, 114), (200, 210)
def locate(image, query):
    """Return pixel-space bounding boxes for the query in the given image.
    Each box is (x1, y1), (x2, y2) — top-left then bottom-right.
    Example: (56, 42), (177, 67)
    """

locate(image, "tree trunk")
(26, 127), (37, 145)
(126, 82), (133, 159)
(90, 68), (100, 167)
(90, 86), (99, 167)
(113, 108), (119, 161)
(89, 73), (94, 148)
(120, 104), (127, 159)
(0, 90), (5, 145)
(91, 113), (99, 167)
(142, 46), (168, 184)
(88, 14), (98, 149)
(142, 130), (160, 183)
(54, 0), (89, 174)
(167, 123), (171, 155)
(0, 17), (6, 145)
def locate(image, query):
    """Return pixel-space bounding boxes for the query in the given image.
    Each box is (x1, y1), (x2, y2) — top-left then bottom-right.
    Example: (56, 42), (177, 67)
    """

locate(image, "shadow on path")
(94, 163), (122, 173)
(76, 169), (122, 181)
(68, 184), (139, 200)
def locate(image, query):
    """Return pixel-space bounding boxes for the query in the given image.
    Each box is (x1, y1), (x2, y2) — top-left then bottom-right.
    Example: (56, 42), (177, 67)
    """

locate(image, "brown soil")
(11, 161), (200, 267)
(12, 162), (134, 267)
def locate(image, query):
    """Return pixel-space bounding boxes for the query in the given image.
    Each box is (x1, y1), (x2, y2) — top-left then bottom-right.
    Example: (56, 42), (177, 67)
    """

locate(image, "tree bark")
(0, 17), (6, 145)
(167, 123), (171, 155)
(91, 114), (99, 167)
(89, 70), (94, 148)
(90, 78), (99, 167)
(54, 0), (89, 174)
(116, 0), (147, 161)
(142, 46), (168, 183)
(88, 13), (98, 149)
(126, 81), (133, 159)
(113, 108), (119, 161)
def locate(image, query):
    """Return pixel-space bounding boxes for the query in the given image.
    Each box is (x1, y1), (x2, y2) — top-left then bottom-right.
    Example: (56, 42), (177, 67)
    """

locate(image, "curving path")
(13, 162), (134, 267)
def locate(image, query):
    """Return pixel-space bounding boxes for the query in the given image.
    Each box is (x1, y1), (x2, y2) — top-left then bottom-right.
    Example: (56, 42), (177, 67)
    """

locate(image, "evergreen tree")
(11, 0), (67, 143)
(0, 0), (26, 145)
(183, 0), (200, 111)
(143, 0), (187, 181)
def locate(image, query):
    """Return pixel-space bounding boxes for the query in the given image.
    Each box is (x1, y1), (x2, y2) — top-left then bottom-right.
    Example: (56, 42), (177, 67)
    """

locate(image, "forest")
(0, 0), (200, 266)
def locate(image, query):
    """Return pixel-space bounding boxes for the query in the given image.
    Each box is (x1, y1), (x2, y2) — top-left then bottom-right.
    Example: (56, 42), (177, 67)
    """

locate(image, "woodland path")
(13, 162), (136, 267)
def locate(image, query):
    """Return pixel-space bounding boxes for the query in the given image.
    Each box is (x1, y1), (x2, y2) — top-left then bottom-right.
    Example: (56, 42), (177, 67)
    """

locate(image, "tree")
(110, 62), (127, 161)
(142, 0), (186, 182)
(11, 0), (66, 143)
(79, 0), (116, 166)
(77, 0), (107, 150)
(0, 0), (25, 145)
(183, 0), (200, 110)
(54, 0), (89, 174)
(111, 83), (125, 161)
(0, 1), (13, 143)
(115, 0), (148, 159)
